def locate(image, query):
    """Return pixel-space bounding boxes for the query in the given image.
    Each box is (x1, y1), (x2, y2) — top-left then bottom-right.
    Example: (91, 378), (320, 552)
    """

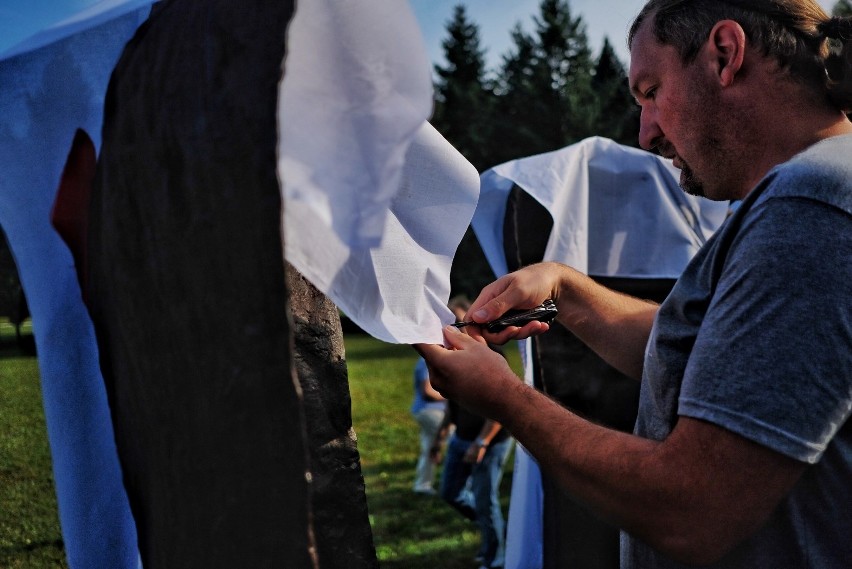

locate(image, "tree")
(531, 0), (597, 145)
(490, 24), (550, 164)
(432, 4), (496, 171)
(0, 227), (29, 346)
(491, 0), (597, 163)
(592, 37), (640, 146)
(432, 5), (500, 299)
(833, 0), (852, 17)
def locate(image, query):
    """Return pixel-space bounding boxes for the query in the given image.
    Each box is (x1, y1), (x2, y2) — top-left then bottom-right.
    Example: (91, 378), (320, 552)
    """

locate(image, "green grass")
(346, 335), (522, 569)
(0, 326), (522, 568)
(0, 320), (68, 568)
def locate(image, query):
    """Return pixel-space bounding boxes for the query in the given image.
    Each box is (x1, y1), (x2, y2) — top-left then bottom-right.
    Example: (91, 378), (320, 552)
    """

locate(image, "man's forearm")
(488, 377), (804, 565)
(493, 378), (661, 533)
(552, 263), (658, 380)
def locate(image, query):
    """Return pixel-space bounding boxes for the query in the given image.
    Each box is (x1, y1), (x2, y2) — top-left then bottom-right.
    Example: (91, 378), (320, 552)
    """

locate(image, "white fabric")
(475, 136), (728, 280)
(0, 0), (154, 60)
(278, 0), (434, 248)
(0, 5), (153, 569)
(283, 121), (480, 344)
(504, 338), (544, 569)
(473, 137), (729, 569)
(279, 0), (479, 344)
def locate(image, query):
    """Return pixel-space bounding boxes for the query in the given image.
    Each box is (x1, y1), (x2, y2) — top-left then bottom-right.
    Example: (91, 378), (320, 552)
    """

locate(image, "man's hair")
(628, 0), (852, 112)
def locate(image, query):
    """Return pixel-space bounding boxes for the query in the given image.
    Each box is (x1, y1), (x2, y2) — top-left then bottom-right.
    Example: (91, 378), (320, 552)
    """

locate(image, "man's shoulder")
(761, 134), (852, 215)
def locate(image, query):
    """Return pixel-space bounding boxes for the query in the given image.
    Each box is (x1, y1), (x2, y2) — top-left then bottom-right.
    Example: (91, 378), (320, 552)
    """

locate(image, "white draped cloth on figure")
(0, 4), (156, 569)
(1, 0), (472, 566)
(0, 4), (155, 568)
(471, 137), (729, 569)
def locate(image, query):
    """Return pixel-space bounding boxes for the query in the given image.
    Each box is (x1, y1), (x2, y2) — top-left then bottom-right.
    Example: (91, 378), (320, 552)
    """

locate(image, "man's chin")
(679, 167), (706, 198)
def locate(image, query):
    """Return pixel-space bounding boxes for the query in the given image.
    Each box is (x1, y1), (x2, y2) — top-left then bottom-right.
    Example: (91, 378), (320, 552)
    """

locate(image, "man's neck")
(730, 96), (851, 200)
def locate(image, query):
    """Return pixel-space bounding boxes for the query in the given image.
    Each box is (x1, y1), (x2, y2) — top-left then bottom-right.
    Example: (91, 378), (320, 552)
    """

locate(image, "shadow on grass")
(0, 539), (67, 569)
(364, 452), (516, 569)
(0, 333), (36, 359)
(345, 344), (418, 362)
(0, 538), (64, 555)
(369, 487), (483, 569)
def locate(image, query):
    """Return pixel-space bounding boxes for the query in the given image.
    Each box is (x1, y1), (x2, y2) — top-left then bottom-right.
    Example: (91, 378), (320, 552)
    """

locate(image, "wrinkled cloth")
(279, 0), (478, 344)
(0, 0), (155, 60)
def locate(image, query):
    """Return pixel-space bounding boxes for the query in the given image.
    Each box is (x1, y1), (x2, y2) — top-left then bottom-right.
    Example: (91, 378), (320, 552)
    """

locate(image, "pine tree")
(592, 37), (640, 146)
(432, 5), (499, 298)
(833, 0), (852, 17)
(492, 0), (597, 163)
(432, 4), (495, 171)
(490, 24), (549, 164)
(531, 0), (597, 146)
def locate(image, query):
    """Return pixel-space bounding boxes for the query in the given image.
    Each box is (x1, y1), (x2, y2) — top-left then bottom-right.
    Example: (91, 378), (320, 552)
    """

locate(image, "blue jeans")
(440, 433), (512, 568)
(413, 407), (445, 492)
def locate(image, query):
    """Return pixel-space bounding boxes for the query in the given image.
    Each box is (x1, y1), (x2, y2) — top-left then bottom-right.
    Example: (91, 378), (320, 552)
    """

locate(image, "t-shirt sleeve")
(677, 196), (852, 464)
(414, 357), (428, 384)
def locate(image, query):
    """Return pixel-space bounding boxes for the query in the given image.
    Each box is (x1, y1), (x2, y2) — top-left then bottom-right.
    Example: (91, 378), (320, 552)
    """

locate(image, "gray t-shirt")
(622, 135), (852, 568)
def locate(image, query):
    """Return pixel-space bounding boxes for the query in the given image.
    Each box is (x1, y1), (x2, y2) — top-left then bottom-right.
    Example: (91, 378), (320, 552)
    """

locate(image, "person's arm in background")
(422, 377), (445, 402)
(463, 419), (502, 464)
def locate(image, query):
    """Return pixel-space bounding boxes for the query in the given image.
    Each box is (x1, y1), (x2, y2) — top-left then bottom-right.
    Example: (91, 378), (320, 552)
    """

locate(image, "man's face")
(629, 21), (731, 200)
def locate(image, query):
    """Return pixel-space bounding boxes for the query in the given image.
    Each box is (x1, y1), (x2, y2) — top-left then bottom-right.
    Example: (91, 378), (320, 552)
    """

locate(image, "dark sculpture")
(84, 1), (376, 566)
(503, 186), (674, 569)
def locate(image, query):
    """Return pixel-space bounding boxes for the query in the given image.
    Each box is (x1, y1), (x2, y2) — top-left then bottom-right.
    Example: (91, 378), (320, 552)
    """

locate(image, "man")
(418, 1), (852, 567)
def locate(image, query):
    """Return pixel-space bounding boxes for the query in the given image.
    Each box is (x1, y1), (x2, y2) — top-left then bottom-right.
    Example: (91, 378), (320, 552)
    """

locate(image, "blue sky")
(410, 0), (839, 72)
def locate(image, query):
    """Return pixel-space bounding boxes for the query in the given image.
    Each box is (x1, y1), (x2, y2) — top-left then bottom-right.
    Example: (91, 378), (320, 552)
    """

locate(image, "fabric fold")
(279, 0), (479, 344)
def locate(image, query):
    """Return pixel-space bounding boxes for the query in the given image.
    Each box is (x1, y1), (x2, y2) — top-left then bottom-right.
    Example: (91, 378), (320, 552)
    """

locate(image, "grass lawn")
(346, 335), (523, 569)
(0, 320), (68, 568)
(0, 326), (523, 568)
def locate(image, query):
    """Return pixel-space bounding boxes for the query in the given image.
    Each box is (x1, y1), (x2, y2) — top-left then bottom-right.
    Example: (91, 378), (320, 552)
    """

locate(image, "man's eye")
(644, 87), (657, 100)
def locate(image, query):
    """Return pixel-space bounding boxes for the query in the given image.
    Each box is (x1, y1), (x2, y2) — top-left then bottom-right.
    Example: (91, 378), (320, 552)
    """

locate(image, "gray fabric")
(624, 134), (852, 568)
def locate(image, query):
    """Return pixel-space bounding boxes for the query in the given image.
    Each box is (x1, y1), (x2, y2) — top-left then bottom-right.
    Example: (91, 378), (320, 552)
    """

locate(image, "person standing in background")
(411, 356), (447, 495)
(430, 396), (512, 569)
(427, 295), (512, 569)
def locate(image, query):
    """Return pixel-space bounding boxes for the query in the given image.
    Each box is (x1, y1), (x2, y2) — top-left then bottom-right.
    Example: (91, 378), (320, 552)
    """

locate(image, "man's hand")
(461, 260), (657, 380)
(463, 262), (568, 344)
(429, 441), (443, 464)
(415, 326), (518, 419)
(463, 443), (487, 464)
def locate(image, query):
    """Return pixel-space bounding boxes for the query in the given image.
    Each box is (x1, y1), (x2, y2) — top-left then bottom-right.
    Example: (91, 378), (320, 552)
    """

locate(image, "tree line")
(431, 0), (851, 173)
(431, 0), (638, 175)
(440, 0), (852, 298)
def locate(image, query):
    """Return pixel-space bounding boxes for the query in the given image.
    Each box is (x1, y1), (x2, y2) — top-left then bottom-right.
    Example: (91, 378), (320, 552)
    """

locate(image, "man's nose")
(638, 108), (663, 151)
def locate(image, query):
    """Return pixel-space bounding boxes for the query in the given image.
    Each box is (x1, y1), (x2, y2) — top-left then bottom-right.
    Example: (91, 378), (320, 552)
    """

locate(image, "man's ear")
(707, 20), (746, 87)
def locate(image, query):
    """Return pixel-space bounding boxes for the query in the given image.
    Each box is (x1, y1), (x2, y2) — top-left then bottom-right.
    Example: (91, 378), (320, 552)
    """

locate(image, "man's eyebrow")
(630, 84), (641, 100)
(628, 73), (646, 99)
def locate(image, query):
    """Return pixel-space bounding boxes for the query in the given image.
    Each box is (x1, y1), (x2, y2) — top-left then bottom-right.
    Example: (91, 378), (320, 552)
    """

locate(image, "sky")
(410, 0), (840, 72)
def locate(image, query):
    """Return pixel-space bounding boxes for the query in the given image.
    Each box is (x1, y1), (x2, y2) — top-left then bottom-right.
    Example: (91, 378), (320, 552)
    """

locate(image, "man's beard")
(678, 162), (705, 198)
(676, 134), (728, 200)
(657, 140), (707, 198)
